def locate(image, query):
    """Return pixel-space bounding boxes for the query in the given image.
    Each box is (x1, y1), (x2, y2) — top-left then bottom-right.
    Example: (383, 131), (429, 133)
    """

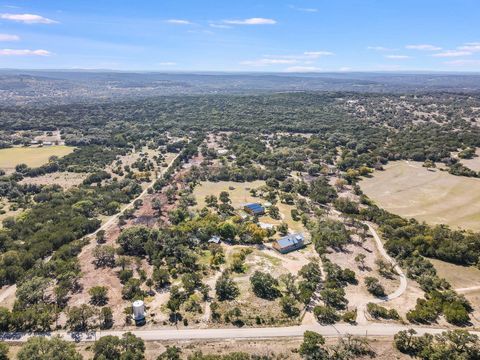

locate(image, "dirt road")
(355, 222), (408, 324)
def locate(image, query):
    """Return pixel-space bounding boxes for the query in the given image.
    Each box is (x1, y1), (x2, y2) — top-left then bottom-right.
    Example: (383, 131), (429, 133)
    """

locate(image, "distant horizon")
(1, 68), (480, 76)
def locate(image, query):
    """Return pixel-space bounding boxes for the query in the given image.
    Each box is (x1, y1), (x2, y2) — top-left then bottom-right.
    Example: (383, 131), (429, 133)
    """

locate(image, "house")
(244, 203), (265, 216)
(273, 233), (305, 254)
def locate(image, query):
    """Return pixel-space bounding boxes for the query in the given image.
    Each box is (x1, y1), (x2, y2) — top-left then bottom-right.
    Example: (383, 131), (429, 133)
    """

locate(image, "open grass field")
(193, 180), (266, 209)
(0, 145), (75, 171)
(460, 148), (480, 171)
(360, 161), (480, 232)
(430, 258), (480, 289)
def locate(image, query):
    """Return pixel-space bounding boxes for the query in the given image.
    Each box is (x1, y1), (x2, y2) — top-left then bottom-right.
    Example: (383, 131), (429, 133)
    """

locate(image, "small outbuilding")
(244, 203), (265, 216)
(132, 300), (146, 325)
(208, 235), (221, 244)
(273, 233), (305, 254)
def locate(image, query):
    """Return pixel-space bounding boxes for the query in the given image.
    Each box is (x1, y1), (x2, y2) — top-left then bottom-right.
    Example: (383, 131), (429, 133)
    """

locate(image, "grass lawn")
(430, 258), (480, 289)
(193, 180), (266, 209)
(360, 161), (480, 231)
(460, 148), (480, 171)
(0, 146), (75, 171)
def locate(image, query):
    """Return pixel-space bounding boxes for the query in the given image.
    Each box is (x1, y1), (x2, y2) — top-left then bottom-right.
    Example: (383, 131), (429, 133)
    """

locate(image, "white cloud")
(241, 58), (297, 66)
(289, 5), (318, 13)
(406, 44), (441, 51)
(0, 33), (19, 41)
(0, 13), (57, 24)
(367, 46), (397, 52)
(166, 19), (192, 25)
(0, 48), (51, 56)
(458, 42), (480, 52)
(339, 67), (352, 72)
(444, 59), (480, 66)
(242, 50), (334, 67)
(432, 50), (472, 57)
(304, 51), (334, 58)
(285, 66), (322, 72)
(223, 18), (276, 25)
(385, 55), (410, 59)
(158, 62), (176, 66)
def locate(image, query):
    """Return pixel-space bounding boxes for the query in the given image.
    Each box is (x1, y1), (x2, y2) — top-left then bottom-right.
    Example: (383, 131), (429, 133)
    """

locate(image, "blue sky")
(0, 0), (479, 72)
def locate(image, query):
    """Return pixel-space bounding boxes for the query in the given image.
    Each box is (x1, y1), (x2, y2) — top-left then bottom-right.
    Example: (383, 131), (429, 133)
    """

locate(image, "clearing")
(19, 171), (87, 189)
(460, 148), (480, 172)
(0, 145), (75, 172)
(360, 161), (480, 232)
(193, 180), (305, 234)
(194, 180), (266, 209)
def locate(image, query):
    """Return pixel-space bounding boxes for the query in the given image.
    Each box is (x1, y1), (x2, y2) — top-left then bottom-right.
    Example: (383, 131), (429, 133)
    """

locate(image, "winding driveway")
(355, 222), (408, 324)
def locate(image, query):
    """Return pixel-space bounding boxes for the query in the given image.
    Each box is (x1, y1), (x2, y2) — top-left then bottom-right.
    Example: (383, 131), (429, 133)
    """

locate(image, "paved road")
(1, 323), (474, 343)
(356, 222), (408, 324)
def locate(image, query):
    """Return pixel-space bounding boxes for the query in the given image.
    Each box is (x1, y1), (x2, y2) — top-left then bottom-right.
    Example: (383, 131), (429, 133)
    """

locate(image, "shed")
(244, 203), (265, 216)
(208, 235), (221, 244)
(273, 233), (305, 254)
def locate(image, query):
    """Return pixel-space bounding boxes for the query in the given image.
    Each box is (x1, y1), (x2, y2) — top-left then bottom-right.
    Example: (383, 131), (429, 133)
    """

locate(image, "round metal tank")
(132, 300), (145, 321)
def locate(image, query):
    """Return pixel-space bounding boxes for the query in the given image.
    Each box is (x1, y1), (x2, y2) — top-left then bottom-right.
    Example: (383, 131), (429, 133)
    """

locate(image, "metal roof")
(276, 233), (305, 249)
(244, 203), (265, 213)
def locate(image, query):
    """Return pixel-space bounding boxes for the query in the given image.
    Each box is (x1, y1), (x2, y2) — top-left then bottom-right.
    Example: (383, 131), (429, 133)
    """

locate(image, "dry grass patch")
(360, 161), (480, 231)
(430, 258), (480, 290)
(193, 180), (266, 209)
(0, 145), (75, 172)
(19, 171), (87, 189)
(460, 148), (480, 171)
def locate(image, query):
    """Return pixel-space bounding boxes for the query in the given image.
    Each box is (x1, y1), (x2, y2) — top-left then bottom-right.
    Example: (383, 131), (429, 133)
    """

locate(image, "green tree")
(250, 271), (279, 300)
(66, 304), (97, 331)
(280, 296), (300, 317)
(96, 230), (106, 244)
(313, 305), (339, 325)
(122, 278), (144, 300)
(157, 345), (182, 360)
(0, 343), (8, 360)
(89, 286), (109, 306)
(299, 331), (328, 359)
(99, 306), (114, 329)
(215, 272), (239, 301)
(152, 267), (171, 289)
(364, 276), (385, 297)
(93, 245), (116, 268)
(118, 226), (152, 256)
(18, 336), (82, 360)
(219, 191), (230, 204)
(16, 277), (51, 306)
(93, 332), (145, 360)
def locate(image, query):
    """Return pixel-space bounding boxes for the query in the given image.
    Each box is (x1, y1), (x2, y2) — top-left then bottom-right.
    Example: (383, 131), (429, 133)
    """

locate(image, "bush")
(367, 303), (399, 320)
(313, 305), (339, 324)
(364, 276), (385, 297)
